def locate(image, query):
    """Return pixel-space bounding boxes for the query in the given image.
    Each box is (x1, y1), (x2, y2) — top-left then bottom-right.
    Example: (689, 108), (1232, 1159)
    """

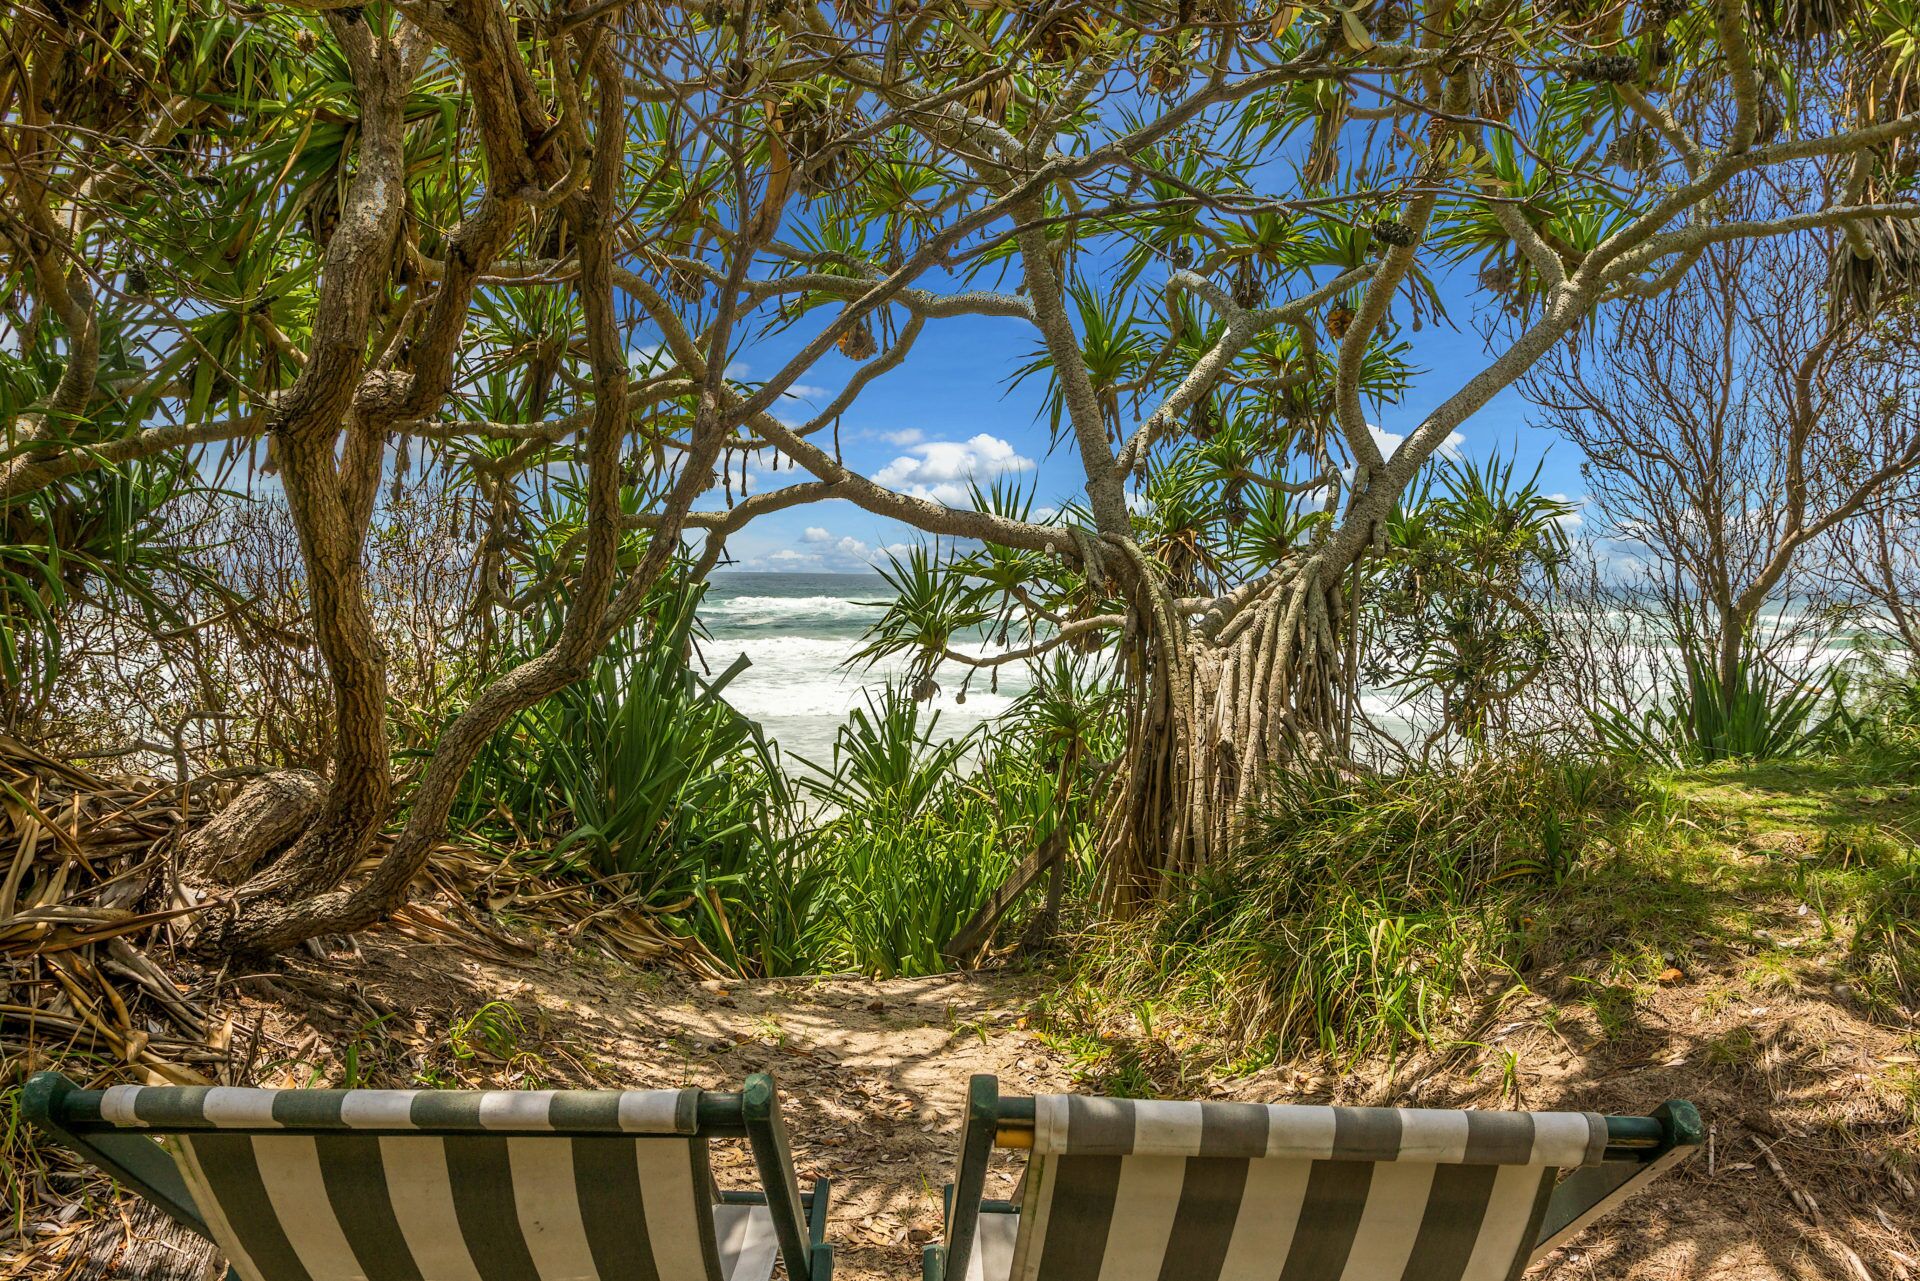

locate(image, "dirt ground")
(16, 920), (1916, 1281)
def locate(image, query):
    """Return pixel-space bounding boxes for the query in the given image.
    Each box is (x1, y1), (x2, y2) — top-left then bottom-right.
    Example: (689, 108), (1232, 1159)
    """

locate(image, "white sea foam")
(701, 594), (881, 625)
(701, 633), (1029, 761)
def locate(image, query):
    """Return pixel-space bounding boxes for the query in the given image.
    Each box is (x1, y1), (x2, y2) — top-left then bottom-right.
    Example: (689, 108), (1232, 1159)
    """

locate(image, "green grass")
(1060, 745), (1920, 1082)
(1070, 753), (1638, 1071)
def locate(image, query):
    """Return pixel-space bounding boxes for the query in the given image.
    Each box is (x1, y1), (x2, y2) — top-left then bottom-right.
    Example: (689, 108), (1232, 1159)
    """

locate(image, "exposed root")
(1097, 560), (1346, 911)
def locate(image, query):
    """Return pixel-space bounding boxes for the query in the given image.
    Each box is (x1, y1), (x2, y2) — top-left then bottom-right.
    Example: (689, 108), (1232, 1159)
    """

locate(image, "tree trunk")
(1097, 557), (1348, 910)
(178, 770), (327, 887)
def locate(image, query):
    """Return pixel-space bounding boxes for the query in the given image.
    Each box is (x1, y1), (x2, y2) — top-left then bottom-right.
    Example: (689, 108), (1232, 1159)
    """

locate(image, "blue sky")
(711, 264), (1586, 572)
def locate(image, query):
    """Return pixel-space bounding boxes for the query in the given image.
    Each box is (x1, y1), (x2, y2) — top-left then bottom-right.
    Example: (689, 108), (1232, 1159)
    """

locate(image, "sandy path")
(334, 937), (1075, 1279)
(19, 925), (1917, 1280)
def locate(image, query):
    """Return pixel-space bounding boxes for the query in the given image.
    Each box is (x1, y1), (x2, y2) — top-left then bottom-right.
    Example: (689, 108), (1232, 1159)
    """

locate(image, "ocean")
(696, 573), (1873, 770)
(696, 572), (1032, 767)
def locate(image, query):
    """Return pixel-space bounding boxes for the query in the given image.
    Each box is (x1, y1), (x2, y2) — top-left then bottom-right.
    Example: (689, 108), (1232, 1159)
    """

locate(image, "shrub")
(447, 582), (835, 976)
(1829, 660), (1920, 781)
(1079, 753), (1635, 1061)
(797, 670), (1118, 977)
(1592, 641), (1837, 766)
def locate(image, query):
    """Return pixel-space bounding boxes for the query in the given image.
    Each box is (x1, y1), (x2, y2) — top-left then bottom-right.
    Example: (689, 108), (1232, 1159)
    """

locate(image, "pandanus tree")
(3, 0), (1920, 950)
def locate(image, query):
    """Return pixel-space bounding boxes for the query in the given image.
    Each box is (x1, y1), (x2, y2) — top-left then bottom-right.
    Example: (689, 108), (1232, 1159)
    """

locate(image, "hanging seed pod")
(123, 263), (149, 295)
(1370, 0), (1406, 41)
(1146, 46), (1187, 95)
(1169, 243), (1194, 269)
(912, 674), (940, 701)
(838, 313), (878, 360)
(1478, 260), (1518, 295)
(1562, 54), (1640, 83)
(1325, 302), (1356, 340)
(1190, 398), (1219, 441)
(1606, 124), (1663, 173)
(1371, 216), (1417, 249)
(1231, 261), (1265, 308)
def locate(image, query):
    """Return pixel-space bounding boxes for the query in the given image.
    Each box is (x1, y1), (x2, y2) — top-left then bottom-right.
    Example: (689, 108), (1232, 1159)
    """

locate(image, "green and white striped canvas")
(976, 1097), (1610, 1281)
(96, 1085), (779, 1281)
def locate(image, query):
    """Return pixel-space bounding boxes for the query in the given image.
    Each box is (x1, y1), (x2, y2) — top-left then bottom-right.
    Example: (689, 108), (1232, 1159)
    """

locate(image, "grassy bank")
(1044, 747), (1920, 1094)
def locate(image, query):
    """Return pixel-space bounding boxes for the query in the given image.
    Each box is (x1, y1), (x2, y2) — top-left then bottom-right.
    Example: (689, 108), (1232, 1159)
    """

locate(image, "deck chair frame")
(924, 1075), (1703, 1281)
(24, 1070), (832, 1281)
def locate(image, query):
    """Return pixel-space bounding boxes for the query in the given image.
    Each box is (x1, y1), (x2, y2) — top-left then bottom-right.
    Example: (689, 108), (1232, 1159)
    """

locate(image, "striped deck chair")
(924, 1076), (1702, 1281)
(24, 1070), (832, 1281)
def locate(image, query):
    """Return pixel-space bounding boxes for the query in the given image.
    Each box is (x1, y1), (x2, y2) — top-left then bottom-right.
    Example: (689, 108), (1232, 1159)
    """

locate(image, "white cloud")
(1370, 423), (1465, 462)
(874, 433), (1035, 506)
(1547, 493), (1585, 531)
(739, 529), (912, 571)
(774, 384), (834, 427)
(880, 428), (924, 446)
(735, 446), (805, 495)
(830, 534), (912, 564)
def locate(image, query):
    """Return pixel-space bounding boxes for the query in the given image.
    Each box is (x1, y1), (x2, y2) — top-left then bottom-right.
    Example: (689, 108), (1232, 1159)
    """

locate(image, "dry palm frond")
(1, 729), (735, 1277)
(1026, 6), (1106, 62)
(1303, 97), (1346, 187)
(1830, 214), (1920, 321)
(966, 76), (1014, 125)
(1233, 260), (1266, 308)
(1749, 0), (1859, 45)
(1606, 124), (1664, 174)
(1477, 61), (1522, 121)
(1190, 397), (1221, 441)
(768, 92), (856, 200)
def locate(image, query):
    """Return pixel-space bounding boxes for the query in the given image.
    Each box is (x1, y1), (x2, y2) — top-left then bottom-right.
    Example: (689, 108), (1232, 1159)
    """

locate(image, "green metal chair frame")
(23, 1070), (832, 1281)
(923, 1075), (1704, 1281)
